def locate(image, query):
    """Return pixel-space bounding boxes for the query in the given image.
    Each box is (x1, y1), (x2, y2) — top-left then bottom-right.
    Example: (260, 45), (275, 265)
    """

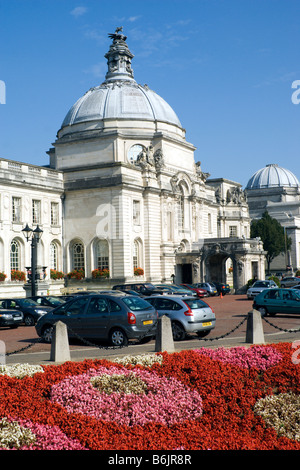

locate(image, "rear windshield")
(253, 281), (269, 287)
(122, 297), (153, 311)
(184, 299), (208, 309)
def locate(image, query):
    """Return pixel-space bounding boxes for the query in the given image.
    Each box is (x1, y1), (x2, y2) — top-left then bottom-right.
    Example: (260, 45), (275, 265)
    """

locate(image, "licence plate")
(143, 320), (153, 325)
(202, 321), (212, 327)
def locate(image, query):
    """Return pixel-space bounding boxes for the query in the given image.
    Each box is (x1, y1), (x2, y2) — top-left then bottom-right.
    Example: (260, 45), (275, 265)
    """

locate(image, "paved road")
(2, 294), (300, 365)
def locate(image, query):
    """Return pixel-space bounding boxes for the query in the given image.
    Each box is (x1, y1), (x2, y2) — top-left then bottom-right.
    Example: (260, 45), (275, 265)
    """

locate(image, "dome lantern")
(105, 27), (135, 83)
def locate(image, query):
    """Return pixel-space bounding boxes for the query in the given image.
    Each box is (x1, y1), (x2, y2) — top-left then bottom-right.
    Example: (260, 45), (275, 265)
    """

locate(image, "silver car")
(280, 276), (300, 288)
(145, 295), (216, 341)
(246, 280), (277, 299)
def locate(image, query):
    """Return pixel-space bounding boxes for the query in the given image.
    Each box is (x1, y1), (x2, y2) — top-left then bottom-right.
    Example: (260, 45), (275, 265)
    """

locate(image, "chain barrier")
(5, 337), (44, 357)
(5, 313), (300, 358)
(196, 316), (247, 342)
(262, 316), (300, 334)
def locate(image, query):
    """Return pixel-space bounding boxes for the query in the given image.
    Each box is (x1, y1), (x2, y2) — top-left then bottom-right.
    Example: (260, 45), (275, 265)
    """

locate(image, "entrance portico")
(176, 237), (265, 292)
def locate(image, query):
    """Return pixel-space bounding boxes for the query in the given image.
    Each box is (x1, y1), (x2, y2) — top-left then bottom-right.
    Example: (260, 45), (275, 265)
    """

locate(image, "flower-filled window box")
(67, 269), (85, 280)
(92, 269), (110, 279)
(134, 267), (144, 276)
(11, 270), (26, 282)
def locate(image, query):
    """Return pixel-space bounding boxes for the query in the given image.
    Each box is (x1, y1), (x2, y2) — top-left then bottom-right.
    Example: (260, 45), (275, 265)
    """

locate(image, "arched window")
(177, 186), (185, 230)
(72, 241), (85, 271)
(10, 239), (20, 271)
(50, 242), (58, 270)
(96, 240), (109, 270)
(133, 239), (143, 271)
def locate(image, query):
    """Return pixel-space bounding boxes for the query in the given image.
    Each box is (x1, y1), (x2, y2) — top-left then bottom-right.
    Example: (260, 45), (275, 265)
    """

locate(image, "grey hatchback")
(35, 294), (158, 347)
(145, 295), (216, 340)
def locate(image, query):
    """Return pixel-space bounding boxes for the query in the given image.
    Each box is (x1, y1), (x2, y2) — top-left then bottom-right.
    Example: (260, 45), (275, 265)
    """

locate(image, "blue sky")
(0, 0), (299, 187)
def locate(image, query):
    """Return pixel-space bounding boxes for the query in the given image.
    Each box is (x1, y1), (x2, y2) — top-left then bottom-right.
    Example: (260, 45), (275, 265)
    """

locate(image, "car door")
(56, 297), (89, 335)
(281, 289), (300, 314)
(259, 289), (282, 314)
(79, 296), (110, 338)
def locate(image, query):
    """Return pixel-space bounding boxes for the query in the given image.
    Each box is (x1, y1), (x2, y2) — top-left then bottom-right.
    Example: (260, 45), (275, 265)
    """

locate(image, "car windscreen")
(122, 297), (153, 311)
(253, 282), (269, 287)
(17, 299), (38, 306)
(183, 299), (208, 309)
(46, 297), (64, 305)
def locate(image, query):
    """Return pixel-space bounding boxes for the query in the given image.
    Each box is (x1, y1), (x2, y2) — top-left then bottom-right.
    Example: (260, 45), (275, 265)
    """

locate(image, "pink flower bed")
(195, 345), (283, 370)
(50, 365), (203, 427)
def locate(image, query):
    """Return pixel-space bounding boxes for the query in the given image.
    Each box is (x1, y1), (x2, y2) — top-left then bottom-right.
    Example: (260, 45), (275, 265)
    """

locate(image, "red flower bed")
(0, 343), (299, 450)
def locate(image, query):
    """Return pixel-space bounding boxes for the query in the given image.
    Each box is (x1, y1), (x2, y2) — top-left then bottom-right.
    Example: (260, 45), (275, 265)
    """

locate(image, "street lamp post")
(22, 224), (43, 297)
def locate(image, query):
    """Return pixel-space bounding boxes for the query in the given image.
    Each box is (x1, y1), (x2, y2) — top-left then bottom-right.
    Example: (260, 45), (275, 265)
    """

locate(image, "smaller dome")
(246, 164), (300, 190)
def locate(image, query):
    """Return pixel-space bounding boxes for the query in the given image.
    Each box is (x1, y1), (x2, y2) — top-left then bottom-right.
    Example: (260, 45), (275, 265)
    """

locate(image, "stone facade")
(0, 29), (266, 297)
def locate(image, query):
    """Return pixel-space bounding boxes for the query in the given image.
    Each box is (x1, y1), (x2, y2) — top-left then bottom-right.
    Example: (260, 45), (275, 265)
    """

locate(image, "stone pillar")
(246, 309), (265, 344)
(155, 315), (175, 353)
(50, 321), (71, 362)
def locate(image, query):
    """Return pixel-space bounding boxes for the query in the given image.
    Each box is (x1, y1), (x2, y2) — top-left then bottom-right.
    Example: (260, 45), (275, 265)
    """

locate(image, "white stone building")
(245, 163), (300, 274)
(0, 28), (266, 297)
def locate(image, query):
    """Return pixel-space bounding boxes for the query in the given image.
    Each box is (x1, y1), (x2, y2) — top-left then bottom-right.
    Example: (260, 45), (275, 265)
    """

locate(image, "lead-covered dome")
(60, 28), (181, 131)
(246, 164), (300, 190)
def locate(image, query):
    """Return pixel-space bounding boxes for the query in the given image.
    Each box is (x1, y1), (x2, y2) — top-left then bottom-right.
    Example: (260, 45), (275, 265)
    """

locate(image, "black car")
(113, 283), (164, 296)
(29, 296), (66, 308)
(0, 301), (23, 328)
(211, 282), (231, 295)
(0, 298), (53, 326)
(35, 293), (158, 347)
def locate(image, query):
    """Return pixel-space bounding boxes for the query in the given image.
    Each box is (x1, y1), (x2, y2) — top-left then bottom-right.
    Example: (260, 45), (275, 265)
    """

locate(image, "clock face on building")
(128, 144), (144, 164)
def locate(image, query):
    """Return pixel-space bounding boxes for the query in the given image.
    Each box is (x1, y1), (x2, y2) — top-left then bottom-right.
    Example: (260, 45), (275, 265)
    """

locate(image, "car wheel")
(24, 314), (35, 326)
(42, 325), (54, 343)
(110, 328), (128, 347)
(257, 307), (267, 317)
(171, 321), (186, 341)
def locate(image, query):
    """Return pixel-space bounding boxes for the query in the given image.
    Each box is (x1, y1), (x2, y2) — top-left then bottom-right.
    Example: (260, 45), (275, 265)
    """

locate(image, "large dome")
(61, 82), (181, 128)
(60, 28), (181, 131)
(246, 164), (300, 190)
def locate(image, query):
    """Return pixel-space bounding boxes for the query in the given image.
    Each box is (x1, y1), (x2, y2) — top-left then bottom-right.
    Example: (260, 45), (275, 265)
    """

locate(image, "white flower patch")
(0, 363), (44, 378)
(114, 353), (163, 367)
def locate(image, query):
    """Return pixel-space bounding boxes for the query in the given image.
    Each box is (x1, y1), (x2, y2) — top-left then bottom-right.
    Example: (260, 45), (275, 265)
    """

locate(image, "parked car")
(280, 276), (300, 288)
(145, 295), (216, 341)
(29, 296), (66, 307)
(0, 298), (53, 326)
(35, 293), (158, 347)
(154, 284), (196, 296)
(292, 284), (300, 291)
(253, 288), (300, 316)
(0, 301), (23, 328)
(211, 282), (231, 296)
(193, 282), (218, 296)
(113, 283), (164, 296)
(246, 280), (277, 299)
(180, 284), (208, 297)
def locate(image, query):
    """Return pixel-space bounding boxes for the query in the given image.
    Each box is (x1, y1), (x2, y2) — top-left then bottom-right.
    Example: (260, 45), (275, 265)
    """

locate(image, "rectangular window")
(133, 200), (141, 225)
(51, 202), (59, 225)
(32, 199), (41, 224)
(12, 197), (21, 223)
(229, 225), (238, 237)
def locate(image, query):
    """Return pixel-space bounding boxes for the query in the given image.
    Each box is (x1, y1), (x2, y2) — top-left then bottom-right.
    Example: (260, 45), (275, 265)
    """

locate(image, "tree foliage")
(250, 211), (291, 272)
